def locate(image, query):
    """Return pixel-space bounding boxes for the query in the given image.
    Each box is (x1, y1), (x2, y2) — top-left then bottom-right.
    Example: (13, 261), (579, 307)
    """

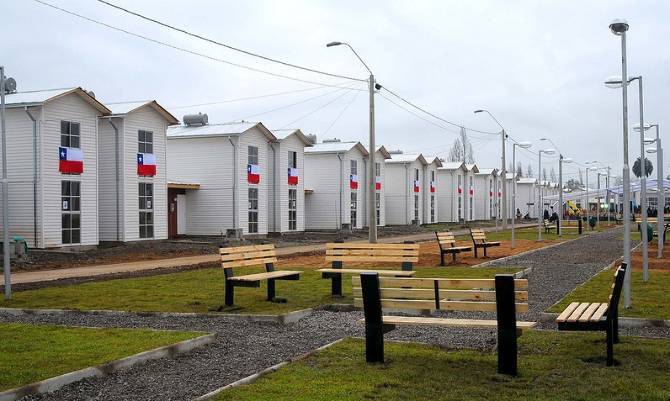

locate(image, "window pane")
(146, 212), (153, 224)
(71, 182), (80, 196)
(62, 181), (70, 196)
(145, 131), (153, 144)
(138, 130), (145, 143)
(139, 225), (146, 239)
(146, 225), (153, 238)
(72, 213), (80, 229)
(139, 212), (146, 224)
(61, 121), (69, 136)
(62, 229), (71, 244)
(146, 143), (153, 154)
(70, 122), (80, 136)
(146, 184), (153, 196)
(62, 214), (71, 229)
(139, 183), (145, 196)
(71, 229), (80, 244)
(70, 135), (80, 149)
(72, 197), (80, 212)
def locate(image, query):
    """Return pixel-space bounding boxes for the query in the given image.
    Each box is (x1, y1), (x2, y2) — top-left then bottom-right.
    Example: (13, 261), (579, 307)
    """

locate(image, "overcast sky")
(3, 0), (669, 184)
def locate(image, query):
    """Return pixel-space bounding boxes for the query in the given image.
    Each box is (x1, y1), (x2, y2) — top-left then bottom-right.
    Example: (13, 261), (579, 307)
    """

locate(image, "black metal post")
(361, 272), (384, 363)
(331, 240), (344, 296)
(267, 279), (276, 301)
(224, 268), (234, 306)
(495, 274), (518, 376)
(578, 218), (583, 235)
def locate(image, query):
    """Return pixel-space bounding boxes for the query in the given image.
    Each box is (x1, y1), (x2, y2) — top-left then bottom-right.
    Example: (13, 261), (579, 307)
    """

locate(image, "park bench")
(652, 223), (670, 243)
(543, 219), (556, 234)
(220, 244), (301, 306)
(560, 219), (582, 234)
(317, 241), (419, 297)
(435, 231), (472, 265)
(355, 273), (535, 376)
(469, 228), (501, 258)
(556, 263), (626, 366)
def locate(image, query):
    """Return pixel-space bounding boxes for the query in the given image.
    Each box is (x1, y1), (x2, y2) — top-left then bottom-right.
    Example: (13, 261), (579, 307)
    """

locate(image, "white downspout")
(227, 136), (238, 230)
(336, 153), (343, 229)
(107, 119), (121, 241)
(404, 163), (409, 225)
(24, 107), (38, 247)
(269, 141), (277, 233)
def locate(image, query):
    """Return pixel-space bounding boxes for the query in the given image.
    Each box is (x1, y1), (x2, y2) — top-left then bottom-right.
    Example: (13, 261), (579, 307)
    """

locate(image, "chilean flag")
(498, 191), (501, 198)
(457, 186), (462, 194)
(489, 190), (493, 197)
(288, 167), (299, 185)
(137, 153), (156, 176)
(430, 181), (436, 193)
(247, 164), (260, 184)
(413, 180), (420, 193)
(375, 176), (382, 190)
(349, 174), (359, 190)
(469, 187), (474, 196)
(59, 147), (83, 174)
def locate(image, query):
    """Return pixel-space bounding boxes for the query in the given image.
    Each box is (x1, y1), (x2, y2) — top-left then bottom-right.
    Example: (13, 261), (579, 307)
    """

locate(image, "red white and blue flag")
(413, 180), (420, 193)
(457, 186), (462, 194)
(349, 174), (359, 190)
(137, 153), (156, 176)
(247, 164), (260, 184)
(59, 147), (83, 174)
(288, 167), (299, 185)
(375, 176), (382, 190)
(430, 181), (436, 193)
(469, 186), (474, 196)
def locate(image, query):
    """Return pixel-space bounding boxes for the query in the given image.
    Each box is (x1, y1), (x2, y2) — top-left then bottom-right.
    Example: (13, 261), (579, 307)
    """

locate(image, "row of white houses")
(0, 86), (562, 248)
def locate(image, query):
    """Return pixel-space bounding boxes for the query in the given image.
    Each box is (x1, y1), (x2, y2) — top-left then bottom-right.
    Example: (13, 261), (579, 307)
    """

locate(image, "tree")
(542, 167), (548, 182)
(526, 164), (533, 178)
(549, 166), (557, 182)
(578, 168), (584, 185)
(632, 157), (653, 178)
(447, 127), (475, 163)
(516, 162), (523, 178)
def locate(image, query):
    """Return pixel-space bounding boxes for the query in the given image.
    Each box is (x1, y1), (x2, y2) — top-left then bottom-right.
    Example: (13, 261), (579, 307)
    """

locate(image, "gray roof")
(476, 168), (498, 176)
(3, 87), (110, 114)
(423, 156), (443, 167)
(386, 153), (428, 165)
(167, 121), (276, 141)
(105, 100), (179, 124)
(270, 129), (312, 146)
(439, 161), (466, 171)
(517, 177), (537, 184)
(305, 141), (368, 156)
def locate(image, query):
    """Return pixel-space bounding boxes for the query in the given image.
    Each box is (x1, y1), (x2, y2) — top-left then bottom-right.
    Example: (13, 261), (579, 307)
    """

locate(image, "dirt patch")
(632, 242), (670, 271)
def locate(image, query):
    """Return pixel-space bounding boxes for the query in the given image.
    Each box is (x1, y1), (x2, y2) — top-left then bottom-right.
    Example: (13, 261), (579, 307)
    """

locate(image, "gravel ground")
(3, 227), (669, 401)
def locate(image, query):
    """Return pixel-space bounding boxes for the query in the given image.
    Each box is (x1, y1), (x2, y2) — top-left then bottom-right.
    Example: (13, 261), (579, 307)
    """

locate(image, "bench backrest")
(435, 231), (457, 248)
(220, 244), (277, 274)
(607, 263), (627, 321)
(326, 242), (419, 270)
(470, 228), (489, 244)
(353, 275), (529, 313)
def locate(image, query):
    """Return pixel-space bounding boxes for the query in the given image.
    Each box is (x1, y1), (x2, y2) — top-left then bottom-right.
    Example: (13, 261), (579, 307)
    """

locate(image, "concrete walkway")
(1, 223), (534, 286)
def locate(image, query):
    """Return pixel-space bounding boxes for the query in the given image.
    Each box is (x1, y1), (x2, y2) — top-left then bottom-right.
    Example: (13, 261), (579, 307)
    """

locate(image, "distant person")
(516, 208), (522, 220)
(549, 210), (559, 223)
(543, 209), (550, 221)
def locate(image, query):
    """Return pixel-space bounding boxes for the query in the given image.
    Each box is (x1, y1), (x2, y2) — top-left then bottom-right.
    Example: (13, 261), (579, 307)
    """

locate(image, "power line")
(279, 89), (355, 129)
(96, 0), (366, 83)
(323, 90), (360, 135)
(32, 0), (356, 88)
(378, 92), (460, 135)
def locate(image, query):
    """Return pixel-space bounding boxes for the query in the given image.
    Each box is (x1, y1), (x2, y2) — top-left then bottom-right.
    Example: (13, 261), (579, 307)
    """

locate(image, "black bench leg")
(474, 246), (478, 258)
(332, 273), (343, 297)
(452, 252), (457, 264)
(361, 273), (384, 363)
(495, 275), (518, 376)
(267, 279), (276, 301)
(484, 246), (488, 258)
(606, 321), (614, 366)
(613, 312), (620, 344)
(225, 280), (234, 307)
(440, 251), (445, 267)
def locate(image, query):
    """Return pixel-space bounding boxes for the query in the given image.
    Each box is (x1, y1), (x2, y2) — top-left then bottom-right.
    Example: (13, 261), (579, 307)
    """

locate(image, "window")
(430, 195), (435, 223)
(430, 170), (435, 182)
(648, 196), (657, 209)
(350, 192), (357, 227)
(458, 197), (462, 220)
(489, 179), (494, 218)
(248, 188), (259, 233)
(61, 180), (81, 244)
(350, 160), (358, 176)
(414, 168), (419, 181)
(288, 151), (297, 169)
(414, 195), (419, 222)
(248, 146), (259, 165)
(375, 162), (381, 178)
(375, 193), (381, 225)
(288, 189), (297, 231)
(469, 196), (473, 220)
(139, 183), (154, 238)
(60, 121), (80, 148)
(138, 130), (153, 154)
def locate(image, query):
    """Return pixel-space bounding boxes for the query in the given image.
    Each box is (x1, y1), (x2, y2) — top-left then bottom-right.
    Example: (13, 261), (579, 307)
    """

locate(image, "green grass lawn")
(549, 268), (670, 320)
(0, 322), (202, 392)
(213, 333), (670, 401)
(0, 266), (521, 315)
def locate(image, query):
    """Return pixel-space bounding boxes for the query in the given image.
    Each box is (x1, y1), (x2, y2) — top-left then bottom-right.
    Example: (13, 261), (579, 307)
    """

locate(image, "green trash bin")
(588, 216), (597, 230)
(645, 224), (654, 244)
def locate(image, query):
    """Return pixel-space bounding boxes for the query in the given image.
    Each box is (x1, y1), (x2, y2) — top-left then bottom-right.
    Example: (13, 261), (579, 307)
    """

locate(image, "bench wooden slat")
(375, 316), (537, 330)
(326, 243), (420, 250)
(440, 246), (472, 251)
(556, 302), (580, 323)
(566, 302), (591, 322)
(220, 250), (276, 262)
(220, 244), (274, 254)
(352, 287), (527, 302)
(326, 249), (418, 257)
(589, 303), (609, 322)
(578, 303), (602, 322)
(228, 270), (302, 282)
(351, 276), (528, 290)
(326, 256), (419, 263)
(354, 298), (529, 313)
(318, 268), (415, 276)
(223, 257), (278, 268)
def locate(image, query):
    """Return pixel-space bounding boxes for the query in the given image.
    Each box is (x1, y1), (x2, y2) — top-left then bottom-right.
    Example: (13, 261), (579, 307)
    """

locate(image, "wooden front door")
(168, 189), (178, 238)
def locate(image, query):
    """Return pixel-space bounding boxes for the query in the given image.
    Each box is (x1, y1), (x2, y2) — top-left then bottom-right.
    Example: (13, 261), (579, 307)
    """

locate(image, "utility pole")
(368, 73), (377, 242)
(501, 130), (507, 229)
(1, 66), (11, 299)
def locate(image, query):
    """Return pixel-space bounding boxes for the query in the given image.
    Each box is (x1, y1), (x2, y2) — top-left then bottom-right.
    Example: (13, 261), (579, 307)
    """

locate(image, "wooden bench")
(220, 244), (301, 306)
(435, 231), (472, 265)
(652, 223), (670, 243)
(355, 273), (535, 376)
(317, 242), (418, 297)
(560, 219), (582, 234)
(556, 263), (627, 366)
(543, 219), (556, 234)
(469, 228), (501, 258)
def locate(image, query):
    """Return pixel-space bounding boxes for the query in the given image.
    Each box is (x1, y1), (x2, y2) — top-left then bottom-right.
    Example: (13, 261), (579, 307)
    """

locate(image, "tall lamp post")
(327, 41), (380, 243)
(637, 123), (663, 258)
(607, 18), (632, 308)
(511, 141), (532, 247)
(474, 109), (508, 230)
(537, 148), (555, 240)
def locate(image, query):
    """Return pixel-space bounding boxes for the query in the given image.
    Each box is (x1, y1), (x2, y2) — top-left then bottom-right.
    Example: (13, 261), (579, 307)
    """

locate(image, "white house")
(384, 153), (428, 225)
(516, 177), (537, 218)
(436, 161), (467, 222)
(98, 101), (178, 242)
(422, 156), (442, 224)
(166, 118), (277, 237)
(474, 168), (498, 220)
(0, 87), (110, 248)
(363, 146), (392, 227)
(268, 129), (311, 233)
(304, 139), (369, 230)
(464, 164), (480, 221)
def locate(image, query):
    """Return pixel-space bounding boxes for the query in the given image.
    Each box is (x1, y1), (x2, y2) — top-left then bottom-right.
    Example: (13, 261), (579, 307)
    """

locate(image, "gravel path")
(2, 228), (669, 401)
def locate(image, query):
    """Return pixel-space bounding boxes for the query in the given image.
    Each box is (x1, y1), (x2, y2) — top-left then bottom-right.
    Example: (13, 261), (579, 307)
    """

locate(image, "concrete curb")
(514, 266), (533, 279)
(0, 332), (216, 401)
(0, 307), (313, 325)
(539, 311), (670, 328)
(191, 338), (345, 401)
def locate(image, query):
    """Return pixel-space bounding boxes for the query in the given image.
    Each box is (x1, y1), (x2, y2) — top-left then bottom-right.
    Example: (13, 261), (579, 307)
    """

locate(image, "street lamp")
(537, 148), (556, 240)
(637, 123), (663, 258)
(607, 18), (633, 308)
(511, 141), (532, 247)
(327, 41), (381, 243)
(474, 109), (508, 230)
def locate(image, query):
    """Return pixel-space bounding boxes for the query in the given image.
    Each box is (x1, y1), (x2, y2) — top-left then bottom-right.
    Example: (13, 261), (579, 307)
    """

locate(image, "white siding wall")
(474, 174), (494, 220)
(97, 117), (124, 241)
(345, 151), (365, 229)
(465, 171), (476, 221)
(436, 169), (456, 222)
(42, 95), (100, 247)
(423, 163), (438, 224)
(270, 135), (305, 233)
(238, 129), (270, 235)
(384, 163), (409, 225)
(371, 152), (386, 227)
(304, 153), (344, 230)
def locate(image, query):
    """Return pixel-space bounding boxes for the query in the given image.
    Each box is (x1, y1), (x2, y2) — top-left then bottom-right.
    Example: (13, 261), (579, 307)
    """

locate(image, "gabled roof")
(305, 141), (369, 156)
(386, 153), (428, 165)
(4, 87), (110, 114)
(465, 164), (480, 173)
(271, 129), (313, 146)
(517, 177), (537, 184)
(423, 156), (443, 168)
(106, 100), (179, 125)
(476, 168), (498, 176)
(167, 121), (276, 141)
(438, 161), (467, 172)
(364, 145), (392, 160)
